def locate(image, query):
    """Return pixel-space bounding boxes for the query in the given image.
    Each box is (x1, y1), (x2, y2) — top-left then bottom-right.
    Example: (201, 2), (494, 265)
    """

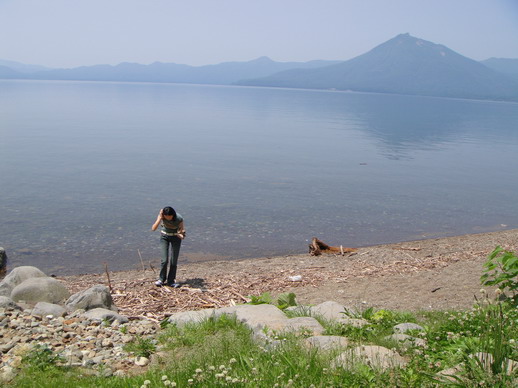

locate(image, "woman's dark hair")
(162, 206), (176, 218)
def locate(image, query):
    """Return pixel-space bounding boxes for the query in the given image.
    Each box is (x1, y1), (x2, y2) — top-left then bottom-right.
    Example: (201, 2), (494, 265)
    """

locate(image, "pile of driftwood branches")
(309, 237), (357, 256)
(61, 248), (466, 322)
(64, 270), (325, 322)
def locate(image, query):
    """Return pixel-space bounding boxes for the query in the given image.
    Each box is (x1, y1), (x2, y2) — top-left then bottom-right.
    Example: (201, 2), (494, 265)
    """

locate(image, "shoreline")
(59, 229), (518, 320)
(56, 226), (518, 276)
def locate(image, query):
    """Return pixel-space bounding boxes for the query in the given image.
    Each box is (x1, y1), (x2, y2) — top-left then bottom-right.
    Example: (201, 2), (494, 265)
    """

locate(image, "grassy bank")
(7, 248), (518, 387)
(8, 298), (517, 387)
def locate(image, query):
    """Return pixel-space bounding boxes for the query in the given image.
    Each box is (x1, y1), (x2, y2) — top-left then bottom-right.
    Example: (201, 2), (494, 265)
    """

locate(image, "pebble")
(0, 307), (159, 382)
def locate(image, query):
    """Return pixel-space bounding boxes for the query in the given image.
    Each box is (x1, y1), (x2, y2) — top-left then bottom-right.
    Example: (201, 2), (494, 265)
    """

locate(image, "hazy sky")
(1, 0), (517, 68)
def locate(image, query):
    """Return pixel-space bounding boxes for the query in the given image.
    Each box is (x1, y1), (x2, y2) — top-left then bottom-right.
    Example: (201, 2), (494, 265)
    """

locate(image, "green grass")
(7, 297), (517, 388)
(9, 247), (518, 387)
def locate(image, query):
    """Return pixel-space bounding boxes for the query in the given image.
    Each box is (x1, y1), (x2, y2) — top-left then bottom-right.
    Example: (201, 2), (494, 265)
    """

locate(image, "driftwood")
(104, 262), (113, 292)
(309, 237), (357, 256)
(62, 249), (464, 322)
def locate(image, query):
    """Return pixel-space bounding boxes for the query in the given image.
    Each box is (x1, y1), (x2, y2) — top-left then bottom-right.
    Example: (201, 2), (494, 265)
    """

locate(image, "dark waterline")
(1, 80), (517, 275)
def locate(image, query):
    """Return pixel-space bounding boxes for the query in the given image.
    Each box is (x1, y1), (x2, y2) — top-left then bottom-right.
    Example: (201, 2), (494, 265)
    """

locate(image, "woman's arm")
(151, 209), (163, 231)
(177, 221), (186, 239)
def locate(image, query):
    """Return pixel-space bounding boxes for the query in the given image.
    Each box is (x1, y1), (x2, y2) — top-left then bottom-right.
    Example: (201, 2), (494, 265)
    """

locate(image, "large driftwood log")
(309, 238), (357, 256)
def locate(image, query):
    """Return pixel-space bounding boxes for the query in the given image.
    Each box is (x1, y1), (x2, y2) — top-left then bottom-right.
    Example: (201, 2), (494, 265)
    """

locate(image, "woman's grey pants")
(159, 234), (182, 284)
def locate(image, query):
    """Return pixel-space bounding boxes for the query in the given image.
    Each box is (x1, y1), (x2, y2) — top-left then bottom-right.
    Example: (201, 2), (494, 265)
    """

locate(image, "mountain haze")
(238, 34), (518, 101)
(1, 34), (517, 101)
(0, 59), (50, 73)
(1, 57), (341, 85)
(481, 58), (518, 82)
(0, 65), (21, 78)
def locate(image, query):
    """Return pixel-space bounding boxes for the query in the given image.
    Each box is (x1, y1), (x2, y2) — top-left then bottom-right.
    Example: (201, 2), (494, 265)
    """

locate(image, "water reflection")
(1, 81), (517, 274)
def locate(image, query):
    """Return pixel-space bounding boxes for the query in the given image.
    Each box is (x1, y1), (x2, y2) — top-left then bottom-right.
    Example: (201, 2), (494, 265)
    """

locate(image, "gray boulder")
(32, 302), (67, 318)
(168, 309), (216, 327)
(10, 277), (70, 304)
(311, 301), (351, 322)
(305, 335), (350, 350)
(385, 333), (427, 349)
(83, 308), (128, 324)
(0, 247), (7, 279)
(0, 296), (21, 310)
(216, 304), (289, 332)
(393, 322), (425, 334)
(333, 345), (407, 370)
(66, 285), (117, 312)
(281, 317), (325, 335)
(169, 304), (291, 336)
(0, 266), (47, 297)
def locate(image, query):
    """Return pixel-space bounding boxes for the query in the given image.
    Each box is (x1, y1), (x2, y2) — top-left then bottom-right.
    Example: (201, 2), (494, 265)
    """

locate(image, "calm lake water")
(1, 80), (517, 275)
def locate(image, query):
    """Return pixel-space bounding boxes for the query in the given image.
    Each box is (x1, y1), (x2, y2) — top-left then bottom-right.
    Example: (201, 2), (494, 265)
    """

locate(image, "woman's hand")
(151, 209), (163, 231)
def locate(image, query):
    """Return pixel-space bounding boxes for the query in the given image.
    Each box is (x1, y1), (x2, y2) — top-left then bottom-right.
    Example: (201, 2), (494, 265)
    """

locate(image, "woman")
(151, 206), (186, 287)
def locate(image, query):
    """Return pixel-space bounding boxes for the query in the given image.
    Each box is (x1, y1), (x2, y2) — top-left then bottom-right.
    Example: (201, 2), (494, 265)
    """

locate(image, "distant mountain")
(2, 57), (341, 85)
(2, 36), (517, 102)
(481, 58), (518, 81)
(0, 59), (51, 73)
(238, 34), (518, 101)
(0, 65), (22, 78)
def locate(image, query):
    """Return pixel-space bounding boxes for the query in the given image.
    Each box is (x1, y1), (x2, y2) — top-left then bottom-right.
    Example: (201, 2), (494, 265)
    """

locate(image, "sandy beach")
(61, 229), (518, 322)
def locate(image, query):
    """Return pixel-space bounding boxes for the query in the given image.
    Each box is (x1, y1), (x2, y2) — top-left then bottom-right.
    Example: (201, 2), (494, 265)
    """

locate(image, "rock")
(309, 301), (353, 322)
(280, 317), (325, 336)
(341, 317), (369, 328)
(101, 338), (114, 348)
(0, 266), (47, 297)
(135, 356), (150, 366)
(167, 309), (216, 327)
(66, 285), (117, 312)
(0, 365), (16, 383)
(385, 333), (426, 349)
(305, 335), (350, 350)
(10, 277), (70, 304)
(216, 304), (289, 332)
(32, 302), (67, 318)
(333, 345), (407, 370)
(0, 247), (7, 279)
(0, 296), (21, 310)
(436, 364), (463, 382)
(393, 322), (425, 334)
(82, 308), (128, 324)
